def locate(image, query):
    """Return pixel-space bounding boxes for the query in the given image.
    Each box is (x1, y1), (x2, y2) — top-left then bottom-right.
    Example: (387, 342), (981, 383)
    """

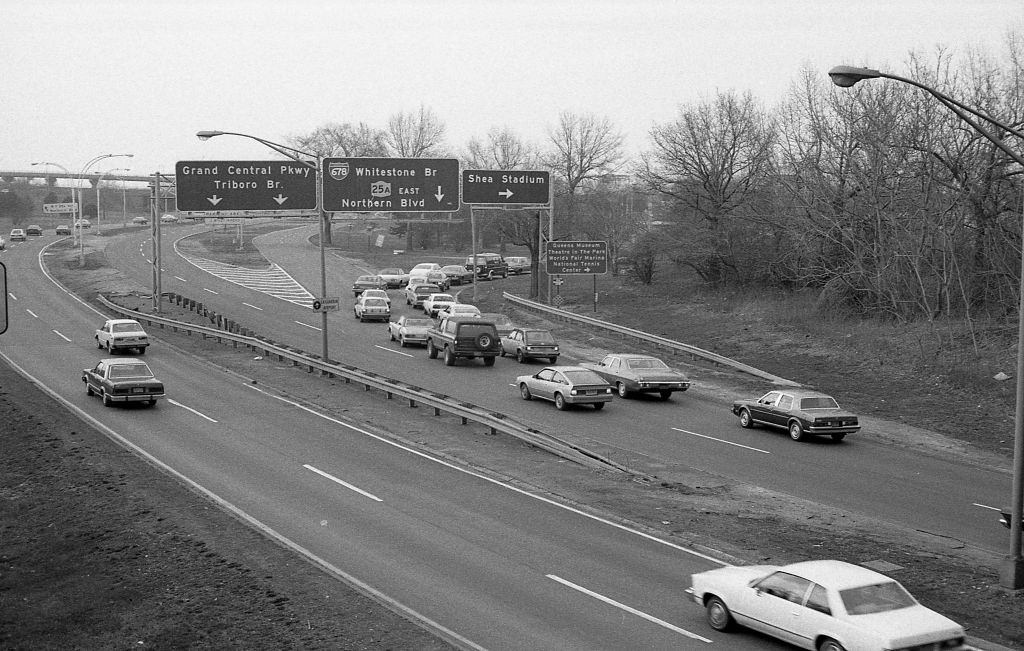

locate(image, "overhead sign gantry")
(175, 160), (318, 213)
(461, 169), (550, 206)
(320, 158), (459, 213)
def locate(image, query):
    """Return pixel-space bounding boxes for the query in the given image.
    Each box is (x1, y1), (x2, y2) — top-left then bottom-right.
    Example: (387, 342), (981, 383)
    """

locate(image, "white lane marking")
(294, 320), (321, 331)
(174, 276), (188, 282)
(53, 330), (72, 342)
(204, 287), (218, 294)
(672, 427), (771, 454)
(303, 464), (383, 502)
(245, 383), (726, 565)
(26, 309), (39, 318)
(974, 503), (1002, 511)
(242, 302), (264, 310)
(8, 293), (16, 300)
(167, 399), (218, 422)
(377, 345), (413, 357)
(547, 574), (712, 642)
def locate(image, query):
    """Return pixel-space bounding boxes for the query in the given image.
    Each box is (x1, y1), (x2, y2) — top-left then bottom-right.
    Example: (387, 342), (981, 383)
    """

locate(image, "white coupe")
(687, 560), (966, 651)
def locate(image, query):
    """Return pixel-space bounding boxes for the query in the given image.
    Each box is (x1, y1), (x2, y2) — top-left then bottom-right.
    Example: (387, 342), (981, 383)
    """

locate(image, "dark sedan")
(732, 389), (860, 441)
(352, 274), (387, 297)
(82, 358), (165, 407)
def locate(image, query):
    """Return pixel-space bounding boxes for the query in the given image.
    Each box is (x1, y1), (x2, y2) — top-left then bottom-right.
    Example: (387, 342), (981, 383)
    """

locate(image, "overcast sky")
(2, 0), (1021, 177)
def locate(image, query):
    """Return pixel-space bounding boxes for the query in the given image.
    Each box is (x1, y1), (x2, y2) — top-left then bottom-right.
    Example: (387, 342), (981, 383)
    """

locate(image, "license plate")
(132, 387), (145, 394)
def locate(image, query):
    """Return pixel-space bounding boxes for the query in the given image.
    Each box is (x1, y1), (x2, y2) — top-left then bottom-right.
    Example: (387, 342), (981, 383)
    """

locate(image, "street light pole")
(196, 130), (331, 362)
(77, 154), (133, 265)
(830, 65), (1024, 590)
(97, 167), (130, 233)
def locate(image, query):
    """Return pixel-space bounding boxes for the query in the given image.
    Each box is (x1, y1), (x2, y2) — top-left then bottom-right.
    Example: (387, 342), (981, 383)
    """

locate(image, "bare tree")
(638, 90), (776, 284)
(544, 112), (625, 229)
(384, 105), (447, 158)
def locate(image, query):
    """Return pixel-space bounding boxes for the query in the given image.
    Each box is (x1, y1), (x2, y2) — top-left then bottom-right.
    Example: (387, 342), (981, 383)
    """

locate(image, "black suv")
(425, 316), (502, 366)
(465, 253), (509, 280)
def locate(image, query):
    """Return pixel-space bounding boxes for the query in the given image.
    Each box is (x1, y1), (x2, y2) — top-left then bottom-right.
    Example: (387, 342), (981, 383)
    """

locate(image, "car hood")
(694, 565), (775, 586)
(842, 605), (963, 645)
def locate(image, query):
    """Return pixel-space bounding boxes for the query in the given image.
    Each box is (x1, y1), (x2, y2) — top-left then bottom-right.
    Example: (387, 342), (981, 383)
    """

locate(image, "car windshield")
(800, 396), (840, 409)
(108, 364), (154, 379)
(404, 319), (433, 327)
(562, 370), (606, 385)
(525, 330), (555, 343)
(415, 285), (440, 293)
(112, 322), (143, 333)
(840, 581), (917, 615)
(626, 358), (669, 370)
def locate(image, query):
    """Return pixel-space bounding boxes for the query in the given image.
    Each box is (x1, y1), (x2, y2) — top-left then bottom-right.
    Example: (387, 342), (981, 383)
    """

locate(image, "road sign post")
(175, 161), (318, 213)
(321, 158), (459, 213)
(461, 169), (550, 206)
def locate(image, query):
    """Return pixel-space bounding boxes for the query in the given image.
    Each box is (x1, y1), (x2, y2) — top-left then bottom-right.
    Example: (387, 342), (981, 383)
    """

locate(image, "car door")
(503, 329), (521, 355)
(531, 368), (558, 401)
(770, 393), (795, 428)
(750, 391), (780, 423)
(86, 361), (107, 393)
(737, 571), (814, 648)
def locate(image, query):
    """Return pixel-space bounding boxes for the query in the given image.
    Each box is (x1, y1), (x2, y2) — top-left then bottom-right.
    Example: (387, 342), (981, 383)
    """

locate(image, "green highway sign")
(321, 158), (459, 213)
(175, 160), (318, 213)
(461, 169), (550, 205)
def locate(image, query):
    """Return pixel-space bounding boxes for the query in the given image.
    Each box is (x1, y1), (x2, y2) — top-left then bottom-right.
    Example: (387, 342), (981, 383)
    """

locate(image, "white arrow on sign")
(434, 185), (444, 202)
(273, 194), (288, 205)
(207, 195), (223, 206)
(499, 189), (514, 199)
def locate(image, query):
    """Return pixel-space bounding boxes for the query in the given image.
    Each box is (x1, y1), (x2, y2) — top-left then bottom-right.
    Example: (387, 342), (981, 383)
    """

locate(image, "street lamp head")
(196, 130), (225, 141)
(828, 65), (883, 88)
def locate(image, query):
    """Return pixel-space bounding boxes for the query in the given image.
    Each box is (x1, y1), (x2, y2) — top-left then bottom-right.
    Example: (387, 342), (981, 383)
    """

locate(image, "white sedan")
(422, 293), (456, 318)
(688, 559), (967, 651)
(437, 303), (481, 320)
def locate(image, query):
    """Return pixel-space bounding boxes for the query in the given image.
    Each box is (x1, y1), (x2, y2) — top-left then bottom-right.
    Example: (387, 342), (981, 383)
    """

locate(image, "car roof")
(770, 389), (837, 399)
(100, 357), (149, 365)
(610, 354), (660, 361)
(540, 365), (590, 372)
(109, 318), (143, 325)
(780, 560), (892, 589)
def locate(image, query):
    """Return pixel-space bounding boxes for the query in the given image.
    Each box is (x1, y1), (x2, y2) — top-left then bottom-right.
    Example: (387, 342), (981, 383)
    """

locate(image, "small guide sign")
(43, 203), (78, 214)
(545, 240), (608, 275)
(321, 158), (459, 213)
(311, 297), (340, 313)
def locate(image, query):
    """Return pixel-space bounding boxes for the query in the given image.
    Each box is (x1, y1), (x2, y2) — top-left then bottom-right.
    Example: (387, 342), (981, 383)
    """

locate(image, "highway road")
(98, 221), (1013, 556)
(0, 230), (811, 649)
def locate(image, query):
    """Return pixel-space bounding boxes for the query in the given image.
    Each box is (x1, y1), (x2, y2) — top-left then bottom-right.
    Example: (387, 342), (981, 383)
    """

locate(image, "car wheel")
(548, 356), (558, 364)
(101, 390), (111, 407)
(96, 337), (103, 350)
(516, 350), (525, 364)
(86, 383), (94, 396)
(593, 402), (605, 410)
(554, 393), (567, 411)
(658, 390), (671, 400)
(138, 347), (146, 356)
(520, 383), (532, 400)
(106, 341), (112, 353)
(390, 330), (396, 341)
(427, 340), (438, 359)
(738, 408), (753, 428)
(616, 382), (630, 398)
(443, 346), (455, 366)
(483, 356), (495, 367)
(487, 270), (495, 280)
(831, 433), (847, 442)
(789, 420), (806, 441)
(148, 399), (157, 407)
(818, 639), (846, 651)
(399, 336), (407, 348)
(705, 596), (733, 631)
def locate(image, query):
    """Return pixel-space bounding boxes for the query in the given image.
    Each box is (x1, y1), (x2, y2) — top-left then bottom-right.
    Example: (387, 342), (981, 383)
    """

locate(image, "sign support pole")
(317, 162), (329, 362)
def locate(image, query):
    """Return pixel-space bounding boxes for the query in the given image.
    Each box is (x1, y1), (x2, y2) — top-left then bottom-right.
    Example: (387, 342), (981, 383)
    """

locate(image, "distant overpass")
(0, 170), (170, 188)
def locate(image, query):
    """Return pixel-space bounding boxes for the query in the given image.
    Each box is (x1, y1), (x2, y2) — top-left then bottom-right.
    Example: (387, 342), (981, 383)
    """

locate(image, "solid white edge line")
(672, 427), (771, 454)
(53, 330), (72, 342)
(303, 464), (383, 502)
(174, 276), (188, 282)
(166, 398), (218, 422)
(546, 574), (712, 643)
(0, 352), (482, 651)
(242, 302), (264, 310)
(246, 382), (727, 565)
(203, 288), (218, 294)
(26, 308), (38, 318)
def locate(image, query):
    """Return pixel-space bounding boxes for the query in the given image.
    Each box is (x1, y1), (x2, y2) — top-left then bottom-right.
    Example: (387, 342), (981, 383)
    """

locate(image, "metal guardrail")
(503, 292), (799, 387)
(96, 294), (631, 473)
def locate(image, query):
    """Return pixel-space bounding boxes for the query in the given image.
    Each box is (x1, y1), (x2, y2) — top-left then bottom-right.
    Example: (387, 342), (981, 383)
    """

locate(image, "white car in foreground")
(688, 560), (966, 651)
